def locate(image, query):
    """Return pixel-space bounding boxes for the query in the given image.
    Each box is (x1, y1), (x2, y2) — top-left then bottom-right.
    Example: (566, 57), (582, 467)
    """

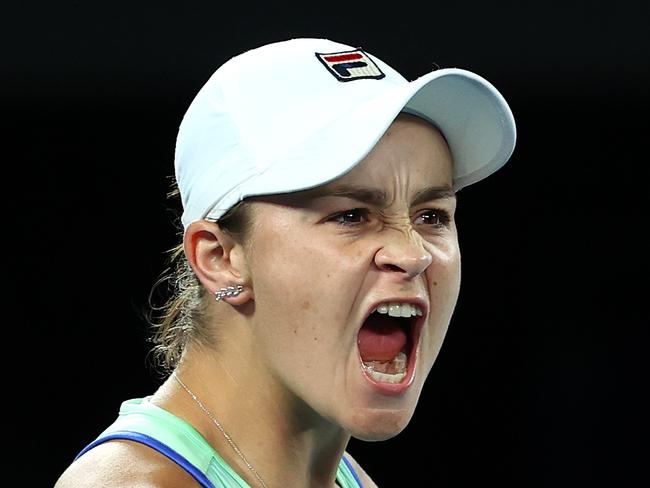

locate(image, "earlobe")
(183, 221), (252, 303)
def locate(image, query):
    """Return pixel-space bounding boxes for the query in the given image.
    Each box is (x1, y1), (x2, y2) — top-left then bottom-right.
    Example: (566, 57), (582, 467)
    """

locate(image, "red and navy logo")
(315, 49), (385, 82)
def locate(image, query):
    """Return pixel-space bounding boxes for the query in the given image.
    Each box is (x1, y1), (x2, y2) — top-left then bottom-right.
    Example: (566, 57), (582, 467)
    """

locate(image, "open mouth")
(357, 302), (424, 386)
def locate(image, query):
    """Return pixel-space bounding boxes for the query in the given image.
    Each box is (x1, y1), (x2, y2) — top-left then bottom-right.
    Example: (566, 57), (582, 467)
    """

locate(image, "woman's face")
(244, 113), (460, 440)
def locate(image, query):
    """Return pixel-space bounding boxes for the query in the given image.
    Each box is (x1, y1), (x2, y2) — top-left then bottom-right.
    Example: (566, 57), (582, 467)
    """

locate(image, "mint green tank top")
(76, 397), (364, 488)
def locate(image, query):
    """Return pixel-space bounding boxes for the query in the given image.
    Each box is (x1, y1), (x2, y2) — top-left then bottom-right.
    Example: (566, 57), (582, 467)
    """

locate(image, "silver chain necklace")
(172, 373), (269, 488)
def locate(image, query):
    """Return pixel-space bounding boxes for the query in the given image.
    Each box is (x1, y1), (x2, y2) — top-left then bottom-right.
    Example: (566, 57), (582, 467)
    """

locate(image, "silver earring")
(215, 285), (244, 301)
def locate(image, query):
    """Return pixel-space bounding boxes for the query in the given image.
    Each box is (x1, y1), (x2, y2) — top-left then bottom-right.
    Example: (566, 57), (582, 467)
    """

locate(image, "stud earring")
(214, 285), (244, 301)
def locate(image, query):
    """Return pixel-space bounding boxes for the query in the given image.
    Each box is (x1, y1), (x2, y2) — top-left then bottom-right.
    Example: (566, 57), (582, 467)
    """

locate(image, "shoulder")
(344, 451), (380, 488)
(54, 440), (201, 488)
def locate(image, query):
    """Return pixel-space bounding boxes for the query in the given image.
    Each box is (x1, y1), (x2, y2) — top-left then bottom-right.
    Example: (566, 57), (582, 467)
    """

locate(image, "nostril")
(381, 263), (404, 273)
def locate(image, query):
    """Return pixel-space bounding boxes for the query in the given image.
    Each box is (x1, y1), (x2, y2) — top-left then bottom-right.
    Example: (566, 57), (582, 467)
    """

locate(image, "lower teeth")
(362, 352), (407, 383)
(366, 370), (406, 383)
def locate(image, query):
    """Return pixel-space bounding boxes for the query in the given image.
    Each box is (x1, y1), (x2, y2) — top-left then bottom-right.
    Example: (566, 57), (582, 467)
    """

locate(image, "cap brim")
(405, 69), (517, 190)
(206, 68), (516, 218)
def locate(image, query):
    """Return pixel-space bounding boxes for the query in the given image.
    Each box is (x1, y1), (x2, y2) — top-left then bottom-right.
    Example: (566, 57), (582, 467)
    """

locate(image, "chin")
(345, 405), (416, 442)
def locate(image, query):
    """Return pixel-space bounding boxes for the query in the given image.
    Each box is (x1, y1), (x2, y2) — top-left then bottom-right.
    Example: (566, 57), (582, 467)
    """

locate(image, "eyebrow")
(411, 185), (456, 206)
(301, 184), (456, 207)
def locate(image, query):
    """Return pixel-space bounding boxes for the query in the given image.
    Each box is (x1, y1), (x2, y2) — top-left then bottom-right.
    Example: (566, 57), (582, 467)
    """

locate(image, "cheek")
(418, 247), (460, 380)
(248, 228), (367, 342)
(427, 242), (462, 313)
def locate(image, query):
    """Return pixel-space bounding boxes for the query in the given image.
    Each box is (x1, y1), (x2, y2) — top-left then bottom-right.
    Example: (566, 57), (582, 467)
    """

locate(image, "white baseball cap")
(175, 38), (516, 229)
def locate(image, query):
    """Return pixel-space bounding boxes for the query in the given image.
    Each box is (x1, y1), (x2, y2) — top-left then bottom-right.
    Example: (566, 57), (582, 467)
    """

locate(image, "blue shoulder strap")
(77, 430), (215, 488)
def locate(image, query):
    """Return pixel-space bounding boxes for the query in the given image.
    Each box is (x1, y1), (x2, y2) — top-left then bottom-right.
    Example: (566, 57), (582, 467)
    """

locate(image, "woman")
(55, 38), (516, 487)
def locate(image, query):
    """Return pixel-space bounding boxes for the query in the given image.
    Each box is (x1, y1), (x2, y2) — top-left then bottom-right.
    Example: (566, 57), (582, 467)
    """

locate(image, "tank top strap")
(337, 454), (365, 488)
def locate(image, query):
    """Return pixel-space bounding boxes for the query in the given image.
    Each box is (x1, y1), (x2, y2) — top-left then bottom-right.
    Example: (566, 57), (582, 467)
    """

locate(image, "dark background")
(6, 1), (648, 487)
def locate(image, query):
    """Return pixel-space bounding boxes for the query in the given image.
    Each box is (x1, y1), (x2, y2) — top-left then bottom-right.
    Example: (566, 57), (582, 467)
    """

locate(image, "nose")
(374, 230), (433, 280)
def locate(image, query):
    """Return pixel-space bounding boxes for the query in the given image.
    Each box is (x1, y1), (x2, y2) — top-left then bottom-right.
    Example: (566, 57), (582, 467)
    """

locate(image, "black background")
(6, 1), (648, 487)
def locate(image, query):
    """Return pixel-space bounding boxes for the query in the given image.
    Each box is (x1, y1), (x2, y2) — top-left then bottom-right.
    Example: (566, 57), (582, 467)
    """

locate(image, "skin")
(55, 113), (460, 488)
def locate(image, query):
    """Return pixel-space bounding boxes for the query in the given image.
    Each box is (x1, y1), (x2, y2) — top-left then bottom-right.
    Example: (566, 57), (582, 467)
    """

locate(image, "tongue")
(358, 314), (408, 362)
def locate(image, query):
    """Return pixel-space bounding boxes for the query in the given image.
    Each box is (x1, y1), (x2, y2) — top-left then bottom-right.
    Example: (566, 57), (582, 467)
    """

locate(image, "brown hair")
(147, 182), (253, 373)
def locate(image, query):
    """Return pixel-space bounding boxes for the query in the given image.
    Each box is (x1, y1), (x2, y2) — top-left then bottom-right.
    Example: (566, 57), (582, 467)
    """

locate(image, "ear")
(183, 220), (253, 305)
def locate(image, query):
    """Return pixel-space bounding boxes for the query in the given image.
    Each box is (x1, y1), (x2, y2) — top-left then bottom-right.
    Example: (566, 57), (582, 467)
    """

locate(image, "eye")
(329, 208), (371, 226)
(414, 209), (451, 228)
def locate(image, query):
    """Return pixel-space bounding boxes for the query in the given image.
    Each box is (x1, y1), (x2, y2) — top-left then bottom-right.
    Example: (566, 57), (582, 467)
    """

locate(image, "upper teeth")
(373, 302), (423, 317)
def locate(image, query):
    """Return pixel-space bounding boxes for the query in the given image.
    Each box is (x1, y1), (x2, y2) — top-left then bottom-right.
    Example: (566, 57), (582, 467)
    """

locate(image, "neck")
(152, 342), (351, 488)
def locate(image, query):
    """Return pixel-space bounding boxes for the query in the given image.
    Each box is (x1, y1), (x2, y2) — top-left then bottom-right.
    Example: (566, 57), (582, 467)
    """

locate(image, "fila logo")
(315, 49), (385, 82)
